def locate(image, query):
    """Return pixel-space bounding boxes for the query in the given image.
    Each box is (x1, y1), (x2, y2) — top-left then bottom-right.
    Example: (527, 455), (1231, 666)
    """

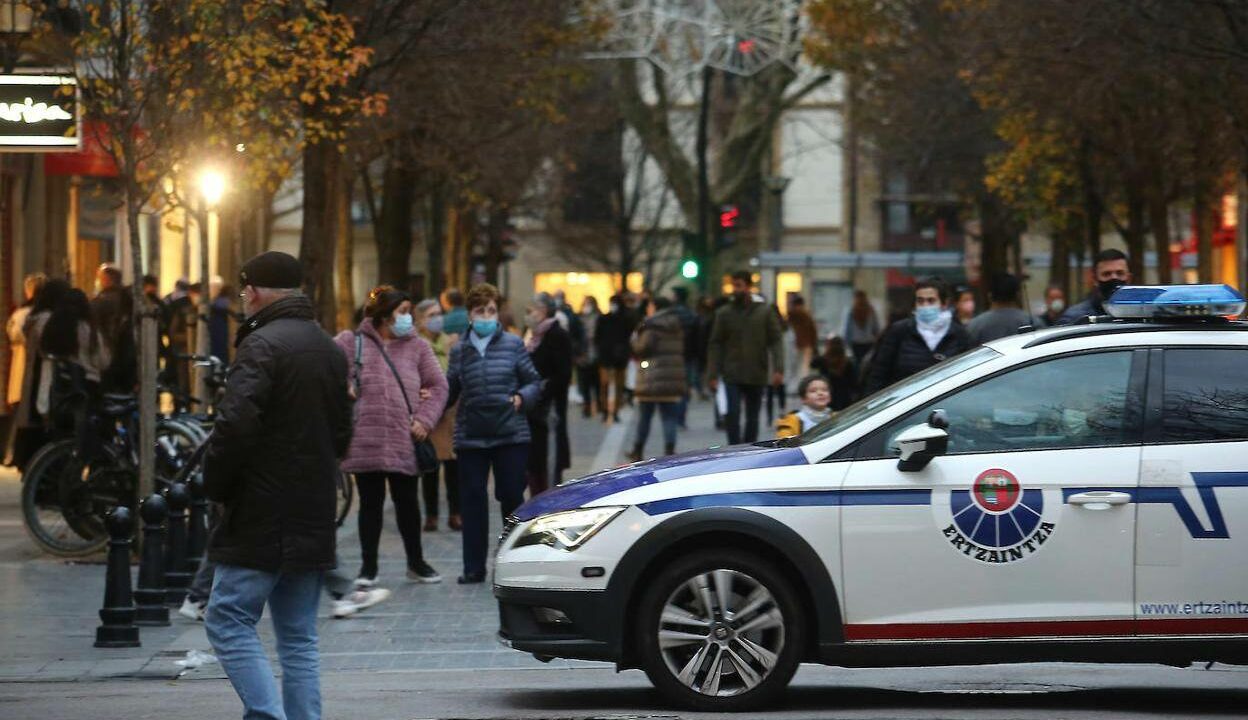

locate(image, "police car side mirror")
(894, 415), (949, 472)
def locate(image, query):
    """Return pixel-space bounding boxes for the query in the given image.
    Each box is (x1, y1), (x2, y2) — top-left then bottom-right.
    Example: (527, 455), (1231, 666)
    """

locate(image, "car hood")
(512, 443), (808, 521)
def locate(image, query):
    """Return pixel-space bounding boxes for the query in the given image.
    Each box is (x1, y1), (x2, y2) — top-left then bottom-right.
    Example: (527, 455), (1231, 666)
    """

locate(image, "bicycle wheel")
(155, 418), (203, 483)
(336, 471), (354, 527)
(21, 440), (133, 557)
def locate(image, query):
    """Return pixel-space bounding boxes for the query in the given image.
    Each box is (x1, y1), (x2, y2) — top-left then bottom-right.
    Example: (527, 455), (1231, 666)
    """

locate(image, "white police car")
(495, 285), (1248, 711)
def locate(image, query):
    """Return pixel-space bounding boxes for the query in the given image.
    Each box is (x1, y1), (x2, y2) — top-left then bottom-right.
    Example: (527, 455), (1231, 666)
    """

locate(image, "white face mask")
(1049, 299), (1066, 314)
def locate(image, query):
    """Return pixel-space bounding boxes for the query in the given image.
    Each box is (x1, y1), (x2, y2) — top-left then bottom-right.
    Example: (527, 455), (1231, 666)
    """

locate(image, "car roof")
(983, 319), (1248, 356)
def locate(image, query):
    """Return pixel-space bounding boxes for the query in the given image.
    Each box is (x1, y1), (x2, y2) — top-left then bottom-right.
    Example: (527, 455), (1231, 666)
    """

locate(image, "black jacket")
(1055, 291), (1106, 326)
(204, 296), (353, 573)
(595, 309), (639, 369)
(865, 317), (970, 394)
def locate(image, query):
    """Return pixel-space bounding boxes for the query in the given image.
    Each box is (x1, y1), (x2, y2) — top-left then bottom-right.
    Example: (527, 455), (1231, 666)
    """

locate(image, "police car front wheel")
(636, 549), (804, 711)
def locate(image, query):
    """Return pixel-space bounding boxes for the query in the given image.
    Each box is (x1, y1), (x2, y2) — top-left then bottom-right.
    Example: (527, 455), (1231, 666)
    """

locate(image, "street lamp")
(193, 165), (228, 401)
(198, 167), (227, 208)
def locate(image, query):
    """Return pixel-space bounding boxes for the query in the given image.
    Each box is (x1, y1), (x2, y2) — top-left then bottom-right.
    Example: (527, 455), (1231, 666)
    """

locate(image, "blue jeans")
(206, 565), (323, 720)
(635, 401), (680, 453)
(458, 443), (529, 577)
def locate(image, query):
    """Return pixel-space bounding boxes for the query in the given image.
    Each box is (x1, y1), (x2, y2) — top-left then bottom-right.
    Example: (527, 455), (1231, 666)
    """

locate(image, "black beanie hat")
(240, 251), (302, 289)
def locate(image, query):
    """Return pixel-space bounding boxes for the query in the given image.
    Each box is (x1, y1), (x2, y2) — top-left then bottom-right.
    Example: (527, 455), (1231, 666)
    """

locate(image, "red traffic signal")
(719, 205), (739, 229)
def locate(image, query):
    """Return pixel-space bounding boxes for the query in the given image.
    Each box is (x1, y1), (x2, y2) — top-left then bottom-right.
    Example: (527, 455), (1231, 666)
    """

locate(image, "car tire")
(635, 548), (805, 712)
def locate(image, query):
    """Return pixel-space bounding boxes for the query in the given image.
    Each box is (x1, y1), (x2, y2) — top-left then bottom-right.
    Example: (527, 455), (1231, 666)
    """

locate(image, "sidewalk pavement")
(0, 396), (736, 684)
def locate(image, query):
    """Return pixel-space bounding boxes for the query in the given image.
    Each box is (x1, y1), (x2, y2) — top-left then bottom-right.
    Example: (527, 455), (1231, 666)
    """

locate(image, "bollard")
(95, 506), (140, 648)
(134, 494), (170, 626)
(163, 483), (192, 606)
(185, 472), (208, 572)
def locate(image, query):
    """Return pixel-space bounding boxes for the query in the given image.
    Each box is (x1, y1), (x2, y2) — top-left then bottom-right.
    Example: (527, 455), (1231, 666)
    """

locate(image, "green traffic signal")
(681, 259), (700, 279)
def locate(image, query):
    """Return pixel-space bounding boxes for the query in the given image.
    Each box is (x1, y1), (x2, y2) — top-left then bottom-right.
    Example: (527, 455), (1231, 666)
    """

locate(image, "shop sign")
(0, 74), (79, 152)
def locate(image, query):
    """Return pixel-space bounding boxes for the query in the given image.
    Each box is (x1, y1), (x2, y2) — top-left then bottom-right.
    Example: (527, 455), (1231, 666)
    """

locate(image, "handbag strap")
(361, 332), (414, 417)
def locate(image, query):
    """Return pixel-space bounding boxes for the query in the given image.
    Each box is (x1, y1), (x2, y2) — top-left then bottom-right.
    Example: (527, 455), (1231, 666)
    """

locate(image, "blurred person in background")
(1036, 286), (1067, 328)
(4, 273), (45, 464)
(575, 295), (601, 418)
(707, 271), (784, 445)
(626, 296), (686, 461)
(415, 298), (461, 532)
(843, 290), (880, 366)
(953, 285), (977, 325)
(594, 294), (633, 423)
(809, 335), (858, 411)
(967, 273), (1035, 345)
(523, 293), (573, 495)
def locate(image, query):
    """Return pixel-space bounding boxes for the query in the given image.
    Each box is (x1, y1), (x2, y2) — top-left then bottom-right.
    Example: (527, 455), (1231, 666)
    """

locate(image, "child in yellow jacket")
(776, 374), (833, 439)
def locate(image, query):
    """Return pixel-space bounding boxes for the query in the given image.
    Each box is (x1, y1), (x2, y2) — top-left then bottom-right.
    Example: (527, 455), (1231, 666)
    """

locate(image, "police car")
(495, 285), (1248, 711)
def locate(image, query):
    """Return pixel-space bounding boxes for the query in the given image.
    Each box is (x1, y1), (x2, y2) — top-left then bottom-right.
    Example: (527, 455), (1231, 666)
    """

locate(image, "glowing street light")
(197, 167), (227, 208)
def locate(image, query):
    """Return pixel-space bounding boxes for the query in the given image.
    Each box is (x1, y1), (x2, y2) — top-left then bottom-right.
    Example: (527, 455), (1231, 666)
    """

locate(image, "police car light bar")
(1104, 284), (1246, 319)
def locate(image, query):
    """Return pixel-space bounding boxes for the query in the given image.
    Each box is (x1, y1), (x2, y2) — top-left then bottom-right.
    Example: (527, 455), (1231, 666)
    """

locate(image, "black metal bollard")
(163, 483), (192, 606)
(185, 473), (208, 573)
(134, 494), (170, 626)
(95, 506), (140, 648)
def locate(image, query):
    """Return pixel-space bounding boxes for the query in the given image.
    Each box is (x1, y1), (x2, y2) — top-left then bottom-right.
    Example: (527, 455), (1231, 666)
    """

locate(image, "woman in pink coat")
(335, 286), (448, 585)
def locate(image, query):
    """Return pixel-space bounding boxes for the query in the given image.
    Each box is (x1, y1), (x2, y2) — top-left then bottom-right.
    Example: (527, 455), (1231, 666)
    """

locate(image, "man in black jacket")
(204, 251), (352, 720)
(866, 278), (971, 394)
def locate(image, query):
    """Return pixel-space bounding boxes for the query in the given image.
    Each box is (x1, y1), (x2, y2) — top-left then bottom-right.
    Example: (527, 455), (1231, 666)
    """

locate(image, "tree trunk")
(1195, 188), (1214, 283)
(484, 207), (508, 286)
(299, 141), (339, 329)
(1149, 196), (1172, 285)
(335, 165), (355, 329)
(1121, 184), (1146, 281)
(978, 193), (1011, 284)
(376, 149), (415, 288)
(427, 185), (445, 296)
(1049, 227), (1070, 299)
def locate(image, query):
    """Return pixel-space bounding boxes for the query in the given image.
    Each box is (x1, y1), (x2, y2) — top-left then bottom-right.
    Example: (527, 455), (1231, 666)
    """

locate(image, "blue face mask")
(425, 315), (444, 334)
(915, 305), (942, 324)
(392, 313), (414, 337)
(472, 319), (498, 338)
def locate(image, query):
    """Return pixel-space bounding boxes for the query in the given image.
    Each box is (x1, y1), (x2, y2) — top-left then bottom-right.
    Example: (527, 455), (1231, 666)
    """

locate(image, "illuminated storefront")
(533, 271), (643, 311)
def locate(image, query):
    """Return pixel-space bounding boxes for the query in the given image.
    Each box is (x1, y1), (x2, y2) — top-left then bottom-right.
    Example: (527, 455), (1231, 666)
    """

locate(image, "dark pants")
(421, 460), (459, 519)
(636, 401), (680, 454)
(576, 361), (599, 416)
(765, 382), (785, 424)
(458, 443), (529, 577)
(355, 472), (423, 577)
(724, 383), (765, 445)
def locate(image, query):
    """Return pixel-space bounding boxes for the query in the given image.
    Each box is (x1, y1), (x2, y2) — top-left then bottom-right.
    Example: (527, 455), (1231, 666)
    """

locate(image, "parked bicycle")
(21, 392), (201, 556)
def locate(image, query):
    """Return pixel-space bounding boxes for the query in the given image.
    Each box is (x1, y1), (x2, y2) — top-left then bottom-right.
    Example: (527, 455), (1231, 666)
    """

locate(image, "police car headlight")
(514, 507), (625, 551)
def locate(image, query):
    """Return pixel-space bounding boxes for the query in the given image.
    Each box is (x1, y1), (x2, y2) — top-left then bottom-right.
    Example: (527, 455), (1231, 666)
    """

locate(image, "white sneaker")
(178, 597), (206, 622)
(354, 575), (378, 588)
(332, 588), (391, 619)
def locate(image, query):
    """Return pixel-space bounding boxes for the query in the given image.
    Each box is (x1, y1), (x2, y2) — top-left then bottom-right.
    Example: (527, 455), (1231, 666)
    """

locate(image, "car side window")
(1161, 348), (1248, 442)
(882, 351), (1136, 455)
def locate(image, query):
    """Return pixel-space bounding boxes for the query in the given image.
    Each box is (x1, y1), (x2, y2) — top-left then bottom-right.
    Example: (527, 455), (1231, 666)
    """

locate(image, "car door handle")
(1067, 491), (1132, 510)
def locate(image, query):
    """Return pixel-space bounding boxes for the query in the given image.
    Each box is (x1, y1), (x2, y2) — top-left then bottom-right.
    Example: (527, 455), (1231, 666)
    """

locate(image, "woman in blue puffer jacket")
(445, 283), (542, 584)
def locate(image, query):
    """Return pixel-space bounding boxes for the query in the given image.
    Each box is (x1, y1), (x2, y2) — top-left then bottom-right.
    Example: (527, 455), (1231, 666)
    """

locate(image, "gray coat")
(446, 329), (543, 450)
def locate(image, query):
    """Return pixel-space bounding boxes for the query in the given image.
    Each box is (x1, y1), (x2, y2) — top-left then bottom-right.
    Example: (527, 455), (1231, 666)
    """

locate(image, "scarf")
(798, 406), (832, 430)
(525, 317), (557, 353)
(915, 309), (952, 352)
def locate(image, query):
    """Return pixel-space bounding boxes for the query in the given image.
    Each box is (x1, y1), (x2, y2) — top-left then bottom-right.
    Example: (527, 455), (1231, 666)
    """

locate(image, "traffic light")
(719, 204), (739, 229)
(681, 258), (700, 280)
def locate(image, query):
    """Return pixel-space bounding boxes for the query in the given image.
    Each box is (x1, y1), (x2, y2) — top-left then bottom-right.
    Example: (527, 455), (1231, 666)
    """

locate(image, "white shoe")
(178, 597), (206, 622)
(332, 588), (391, 619)
(354, 575), (378, 588)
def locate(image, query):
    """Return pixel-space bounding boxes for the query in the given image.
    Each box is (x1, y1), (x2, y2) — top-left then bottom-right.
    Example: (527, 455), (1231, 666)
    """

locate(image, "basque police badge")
(934, 468), (1058, 564)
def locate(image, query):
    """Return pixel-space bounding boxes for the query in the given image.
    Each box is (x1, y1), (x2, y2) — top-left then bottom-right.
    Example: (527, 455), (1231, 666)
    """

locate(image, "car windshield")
(779, 345), (1001, 447)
